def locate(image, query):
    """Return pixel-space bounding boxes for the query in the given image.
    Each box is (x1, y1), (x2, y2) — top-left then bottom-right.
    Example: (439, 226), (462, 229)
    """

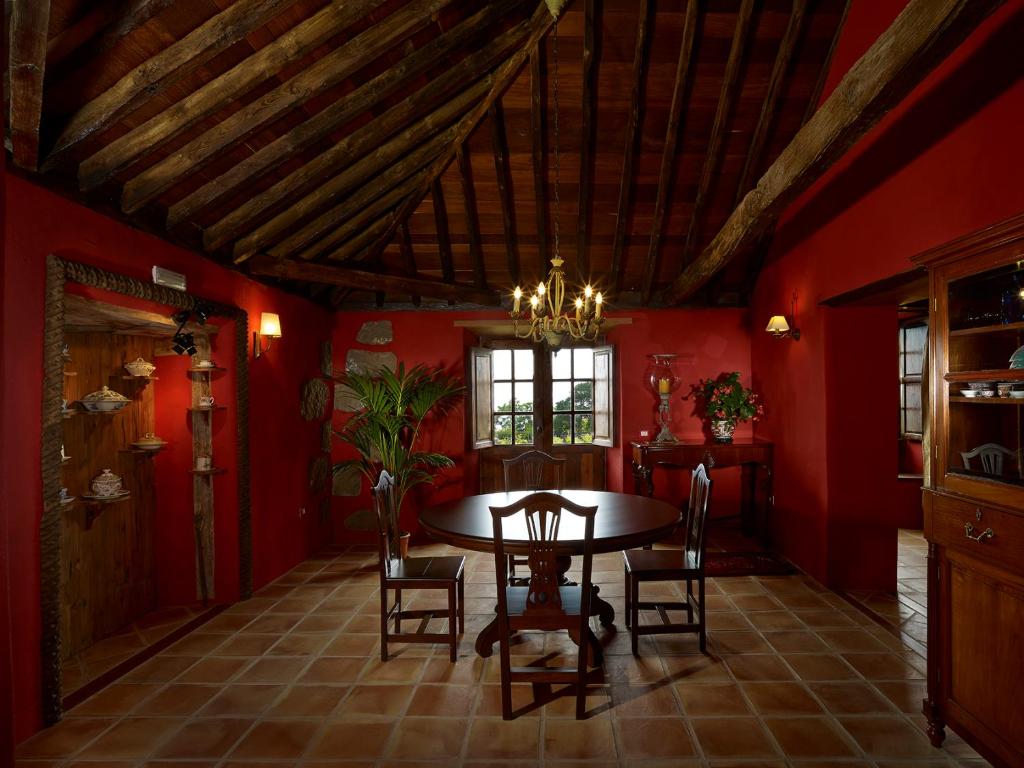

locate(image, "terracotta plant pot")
(398, 531), (410, 559)
(711, 419), (736, 444)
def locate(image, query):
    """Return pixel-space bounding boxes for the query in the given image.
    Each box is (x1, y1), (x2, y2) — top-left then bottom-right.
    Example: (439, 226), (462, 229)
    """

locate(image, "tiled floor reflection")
(19, 538), (989, 767)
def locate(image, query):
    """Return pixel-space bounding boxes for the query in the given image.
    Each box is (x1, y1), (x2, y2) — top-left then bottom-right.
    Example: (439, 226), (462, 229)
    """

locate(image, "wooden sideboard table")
(631, 439), (774, 545)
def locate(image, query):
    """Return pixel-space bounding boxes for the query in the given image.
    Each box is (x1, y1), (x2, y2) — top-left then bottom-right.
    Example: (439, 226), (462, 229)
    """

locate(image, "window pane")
(493, 348), (512, 380)
(574, 380), (593, 410)
(513, 349), (534, 380)
(514, 415), (534, 444)
(551, 348), (571, 379)
(493, 382), (512, 413)
(574, 414), (594, 444)
(493, 414), (513, 445)
(514, 382), (533, 413)
(904, 382), (922, 434)
(551, 413), (570, 445)
(900, 325), (927, 377)
(573, 348), (594, 378)
(552, 381), (572, 411)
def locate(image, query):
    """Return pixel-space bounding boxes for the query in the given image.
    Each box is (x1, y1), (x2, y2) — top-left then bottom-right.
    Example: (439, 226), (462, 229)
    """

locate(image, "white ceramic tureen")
(90, 469), (123, 498)
(80, 386), (130, 412)
(132, 432), (167, 451)
(124, 357), (156, 377)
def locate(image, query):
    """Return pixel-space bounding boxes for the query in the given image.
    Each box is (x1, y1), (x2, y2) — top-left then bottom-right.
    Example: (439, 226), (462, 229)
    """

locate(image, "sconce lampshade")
(765, 315), (790, 336)
(259, 312), (282, 338)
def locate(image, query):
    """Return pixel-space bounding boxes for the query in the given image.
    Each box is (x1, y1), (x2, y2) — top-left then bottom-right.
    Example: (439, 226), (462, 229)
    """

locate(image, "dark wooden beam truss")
(456, 147), (487, 288)
(489, 101), (522, 286)
(8, 0), (52, 170)
(574, 0), (597, 281)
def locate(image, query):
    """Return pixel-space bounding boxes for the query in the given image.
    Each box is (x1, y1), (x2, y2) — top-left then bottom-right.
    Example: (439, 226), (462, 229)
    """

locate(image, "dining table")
(419, 489), (683, 660)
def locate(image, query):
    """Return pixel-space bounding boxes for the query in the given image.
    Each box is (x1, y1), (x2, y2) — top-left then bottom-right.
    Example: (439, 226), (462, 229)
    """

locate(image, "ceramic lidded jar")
(124, 357), (156, 377)
(91, 469), (123, 498)
(81, 386), (130, 411)
(134, 432), (165, 450)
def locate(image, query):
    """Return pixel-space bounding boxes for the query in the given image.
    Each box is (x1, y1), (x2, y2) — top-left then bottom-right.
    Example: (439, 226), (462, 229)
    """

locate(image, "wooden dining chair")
(373, 470), (465, 662)
(490, 491), (598, 720)
(502, 450), (567, 583)
(623, 463), (712, 655)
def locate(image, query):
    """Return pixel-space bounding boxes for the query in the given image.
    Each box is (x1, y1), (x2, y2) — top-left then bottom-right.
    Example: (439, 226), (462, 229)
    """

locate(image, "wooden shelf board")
(944, 369), (1024, 382)
(189, 468), (227, 476)
(188, 406), (226, 413)
(119, 447), (166, 455)
(188, 366), (226, 374)
(949, 396), (1024, 405)
(950, 320), (1024, 337)
(80, 493), (131, 504)
(121, 375), (159, 381)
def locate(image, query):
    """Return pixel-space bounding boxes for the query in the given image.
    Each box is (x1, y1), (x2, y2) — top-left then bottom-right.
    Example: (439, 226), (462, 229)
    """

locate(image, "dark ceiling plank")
(734, 0), (808, 206)
(46, 0), (175, 69)
(575, 0), (597, 281)
(398, 222), (422, 306)
(248, 256), (500, 305)
(489, 101), (522, 286)
(529, 47), (548, 275)
(608, 0), (651, 294)
(8, 0), (50, 170)
(679, 0), (757, 265)
(297, 179), (422, 262)
(45, 0), (300, 170)
(75, 0), (381, 190)
(663, 0), (1005, 305)
(638, 0), (699, 304)
(168, 0), (523, 229)
(456, 146), (487, 288)
(205, 22), (530, 253)
(235, 85), (483, 262)
(120, 0), (456, 214)
(323, 215), (399, 264)
(803, 0), (853, 126)
(358, 2), (556, 271)
(432, 179), (456, 284)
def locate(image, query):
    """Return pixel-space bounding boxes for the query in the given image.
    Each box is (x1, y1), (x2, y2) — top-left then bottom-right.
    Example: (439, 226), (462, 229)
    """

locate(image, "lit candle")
(513, 286), (522, 314)
(658, 377), (671, 394)
(595, 292), (603, 320)
(574, 296), (583, 322)
(584, 284), (593, 313)
(530, 294), (539, 318)
(536, 281), (546, 312)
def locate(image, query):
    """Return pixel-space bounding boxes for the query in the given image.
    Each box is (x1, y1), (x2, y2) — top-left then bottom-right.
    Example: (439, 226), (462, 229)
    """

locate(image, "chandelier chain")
(551, 23), (561, 261)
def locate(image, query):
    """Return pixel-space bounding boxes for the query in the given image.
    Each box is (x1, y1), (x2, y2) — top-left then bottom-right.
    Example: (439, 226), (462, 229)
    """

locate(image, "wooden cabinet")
(914, 216), (1024, 768)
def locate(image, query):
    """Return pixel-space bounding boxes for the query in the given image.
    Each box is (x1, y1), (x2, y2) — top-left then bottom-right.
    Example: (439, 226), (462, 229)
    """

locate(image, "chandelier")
(510, 4), (606, 347)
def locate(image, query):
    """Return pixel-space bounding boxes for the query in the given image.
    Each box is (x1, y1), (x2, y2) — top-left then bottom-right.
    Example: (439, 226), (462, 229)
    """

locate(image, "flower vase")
(711, 420), (736, 444)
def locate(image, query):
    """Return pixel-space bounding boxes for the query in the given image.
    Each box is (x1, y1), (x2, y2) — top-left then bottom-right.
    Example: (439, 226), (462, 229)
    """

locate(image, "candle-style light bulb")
(530, 294), (539, 319)
(583, 284), (592, 313)
(574, 296), (583, 321)
(536, 281), (546, 312)
(595, 292), (603, 320)
(513, 286), (522, 314)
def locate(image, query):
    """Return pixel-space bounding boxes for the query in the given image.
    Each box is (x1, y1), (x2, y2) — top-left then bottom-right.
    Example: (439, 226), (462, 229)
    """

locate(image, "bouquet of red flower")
(693, 372), (763, 442)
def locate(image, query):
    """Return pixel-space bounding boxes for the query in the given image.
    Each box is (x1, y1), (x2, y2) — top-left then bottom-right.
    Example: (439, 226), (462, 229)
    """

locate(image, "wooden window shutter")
(469, 346), (494, 449)
(593, 344), (614, 447)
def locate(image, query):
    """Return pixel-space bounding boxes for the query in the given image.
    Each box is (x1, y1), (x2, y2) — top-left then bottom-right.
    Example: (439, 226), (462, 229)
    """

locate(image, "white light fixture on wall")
(254, 312), (282, 358)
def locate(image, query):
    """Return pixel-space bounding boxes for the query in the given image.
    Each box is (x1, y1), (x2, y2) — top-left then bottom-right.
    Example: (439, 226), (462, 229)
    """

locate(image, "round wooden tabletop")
(420, 490), (682, 555)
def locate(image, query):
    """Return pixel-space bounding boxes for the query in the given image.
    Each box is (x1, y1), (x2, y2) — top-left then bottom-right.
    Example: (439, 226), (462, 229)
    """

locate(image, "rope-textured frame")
(41, 256), (252, 725)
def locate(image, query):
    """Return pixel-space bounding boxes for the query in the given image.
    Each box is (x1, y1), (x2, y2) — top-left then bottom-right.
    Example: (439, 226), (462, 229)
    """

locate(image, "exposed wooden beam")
(231, 82), (484, 262)
(167, 0), (522, 229)
(803, 0), (853, 126)
(575, 0), (597, 280)
(609, 0), (651, 294)
(663, 0), (1005, 304)
(8, 0), (51, 169)
(46, 0), (175, 69)
(203, 21), (529, 252)
(120, 0), (455, 213)
(432, 180), (456, 284)
(324, 216), (399, 264)
(456, 147), (487, 288)
(398, 222), (422, 306)
(680, 0), (756, 265)
(359, 2), (556, 271)
(529, 47), (549, 275)
(639, 0), (699, 304)
(45, 0), (300, 169)
(75, 0), (380, 190)
(248, 256), (500, 306)
(489, 101), (522, 286)
(734, 0), (808, 206)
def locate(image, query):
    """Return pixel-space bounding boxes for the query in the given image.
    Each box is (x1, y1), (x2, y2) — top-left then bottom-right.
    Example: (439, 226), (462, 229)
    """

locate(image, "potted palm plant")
(333, 363), (464, 556)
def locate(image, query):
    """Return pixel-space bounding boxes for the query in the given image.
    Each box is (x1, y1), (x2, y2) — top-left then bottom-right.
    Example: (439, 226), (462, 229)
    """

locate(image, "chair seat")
(623, 548), (698, 576)
(506, 585), (583, 617)
(390, 555), (465, 581)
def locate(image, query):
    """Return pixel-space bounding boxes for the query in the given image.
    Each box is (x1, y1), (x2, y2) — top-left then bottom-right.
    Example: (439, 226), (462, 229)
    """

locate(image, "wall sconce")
(254, 312), (282, 358)
(766, 294), (800, 340)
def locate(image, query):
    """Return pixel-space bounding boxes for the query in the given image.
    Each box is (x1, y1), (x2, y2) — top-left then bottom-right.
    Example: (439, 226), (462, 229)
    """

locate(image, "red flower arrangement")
(693, 371), (763, 428)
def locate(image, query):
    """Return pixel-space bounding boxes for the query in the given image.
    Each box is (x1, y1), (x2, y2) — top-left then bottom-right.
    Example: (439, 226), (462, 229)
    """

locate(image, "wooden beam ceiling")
(574, 0), (596, 281)
(489, 101), (521, 286)
(455, 146), (487, 288)
(8, 0), (52, 170)
(662, 0), (1004, 305)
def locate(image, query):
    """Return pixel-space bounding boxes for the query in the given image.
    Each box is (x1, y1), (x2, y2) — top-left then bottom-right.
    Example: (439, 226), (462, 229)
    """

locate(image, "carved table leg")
(922, 697), (946, 747)
(632, 461), (653, 496)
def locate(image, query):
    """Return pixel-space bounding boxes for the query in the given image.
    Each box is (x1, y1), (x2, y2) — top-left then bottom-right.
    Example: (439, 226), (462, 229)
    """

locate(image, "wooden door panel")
(947, 556), (1024, 757)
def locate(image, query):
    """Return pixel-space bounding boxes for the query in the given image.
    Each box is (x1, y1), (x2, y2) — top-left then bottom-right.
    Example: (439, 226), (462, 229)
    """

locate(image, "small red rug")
(705, 551), (798, 577)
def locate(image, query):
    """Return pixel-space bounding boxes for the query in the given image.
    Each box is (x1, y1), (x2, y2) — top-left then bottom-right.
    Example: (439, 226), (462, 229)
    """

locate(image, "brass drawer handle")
(964, 522), (995, 543)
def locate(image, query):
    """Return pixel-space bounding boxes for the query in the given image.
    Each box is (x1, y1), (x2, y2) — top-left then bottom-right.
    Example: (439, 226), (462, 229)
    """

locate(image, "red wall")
(331, 308), (752, 540)
(752, 0), (1024, 587)
(1, 174), (333, 742)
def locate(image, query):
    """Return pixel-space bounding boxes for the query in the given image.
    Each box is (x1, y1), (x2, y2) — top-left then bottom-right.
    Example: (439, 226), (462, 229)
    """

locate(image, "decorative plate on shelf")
(1010, 345), (1024, 369)
(80, 386), (130, 412)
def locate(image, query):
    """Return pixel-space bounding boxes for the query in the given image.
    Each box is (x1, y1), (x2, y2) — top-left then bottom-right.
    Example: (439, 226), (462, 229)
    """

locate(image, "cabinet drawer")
(929, 493), (1024, 571)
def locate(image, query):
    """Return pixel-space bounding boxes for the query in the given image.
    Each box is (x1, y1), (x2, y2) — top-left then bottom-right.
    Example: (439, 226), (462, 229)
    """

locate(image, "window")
(899, 322), (927, 439)
(469, 344), (614, 449)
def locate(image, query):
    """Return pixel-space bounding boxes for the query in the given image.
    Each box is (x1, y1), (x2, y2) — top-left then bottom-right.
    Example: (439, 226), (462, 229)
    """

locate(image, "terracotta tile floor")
(19, 540), (991, 767)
